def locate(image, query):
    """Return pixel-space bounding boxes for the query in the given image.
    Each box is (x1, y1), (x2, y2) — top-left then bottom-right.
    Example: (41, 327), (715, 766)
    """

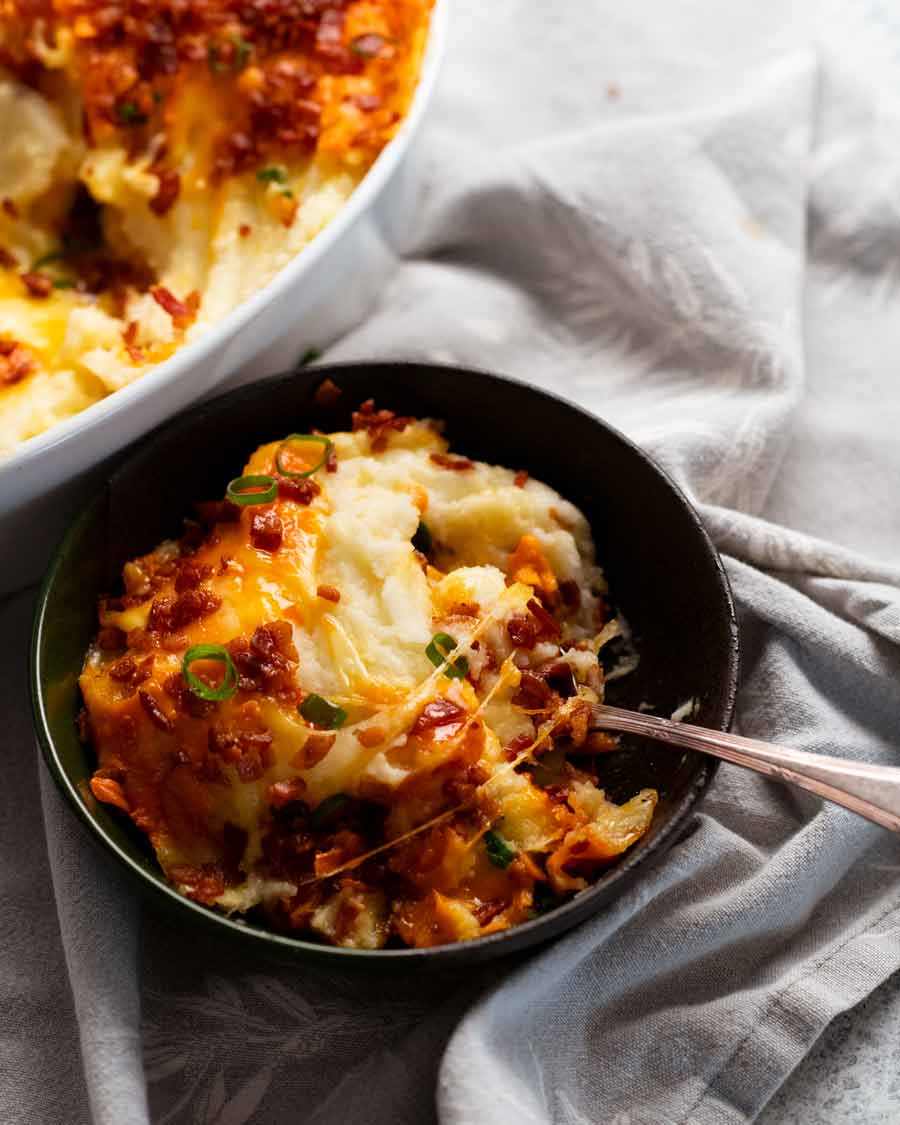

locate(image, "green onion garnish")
(299, 693), (347, 730)
(52, 278), (76, 290)
(256, 165), (286, 184)
(426, 632), (469, 679)
(484, 829), (516, 869)
(412, 520), (432, 556)
(31, 250), (66, 271)
(182, 645), (237, 701)
(299, 347), (321, 366)
(311, 792), (350, 827)
(117, 101), (147, 125)
(233, 36), (253, 70)
(226, 474), (278, 506)
(275, 434), (333, 478)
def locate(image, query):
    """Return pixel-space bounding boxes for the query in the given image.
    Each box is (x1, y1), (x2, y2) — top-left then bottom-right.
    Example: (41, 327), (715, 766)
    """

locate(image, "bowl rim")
(0, 0), (449, 493)
(30, 360), (739, 966)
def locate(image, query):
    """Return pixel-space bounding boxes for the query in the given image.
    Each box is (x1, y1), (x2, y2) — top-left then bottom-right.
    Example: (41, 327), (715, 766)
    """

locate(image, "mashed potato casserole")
(79, 391), (658, 949)
(0, 1), (431, 456)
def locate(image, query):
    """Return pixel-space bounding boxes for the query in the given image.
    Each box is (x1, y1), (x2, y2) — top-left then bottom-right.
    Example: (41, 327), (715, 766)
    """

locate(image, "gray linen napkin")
(4, 1), (900, 1123)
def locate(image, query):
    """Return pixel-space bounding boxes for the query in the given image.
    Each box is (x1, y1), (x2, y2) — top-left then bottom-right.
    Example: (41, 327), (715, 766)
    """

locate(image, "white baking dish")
(0, 0), (448, 595)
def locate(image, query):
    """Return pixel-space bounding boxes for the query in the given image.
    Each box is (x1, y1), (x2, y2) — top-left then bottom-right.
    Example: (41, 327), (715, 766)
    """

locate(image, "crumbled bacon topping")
(21, 272), (52, 299)
(149, 168), (181, 216)
(514, 470), (529, 488)
(138, 688), (174, 732)
(0, 338), (34, 387)
(410, 699), (466, 737)
(148, 586), (222, 634)
(150, 285), (200, 330)
(316, 584), (341, 602)
(277, 476), (320, 504)
(351, 399), (412, 452)
(430, 453), (474, 471)
(250, 509), (283, 552)
(227, 620), (297, 695)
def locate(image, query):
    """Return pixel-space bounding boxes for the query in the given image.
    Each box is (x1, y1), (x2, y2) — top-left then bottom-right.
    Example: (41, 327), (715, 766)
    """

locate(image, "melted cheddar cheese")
(80, 397), (657, 948)
(0, 1), (432, 456)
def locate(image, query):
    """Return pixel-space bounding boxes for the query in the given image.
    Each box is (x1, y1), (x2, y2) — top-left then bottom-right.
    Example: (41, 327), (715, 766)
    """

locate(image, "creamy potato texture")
(0, 1), (431, 456)
(79, 400), (657, 949)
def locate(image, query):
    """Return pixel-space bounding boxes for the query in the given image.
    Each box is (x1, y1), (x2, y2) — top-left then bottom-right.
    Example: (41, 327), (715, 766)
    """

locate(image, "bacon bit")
(411, 699), (466, 737)
(537, 660), (576, 699)
(89, 776), (130, 813)
(513, 670), (554, 710)
(109, 654), (153, 687)
(96, 626), (127, 651)
(195, 498), (241, 525)
(507, 614), (538, 650)
(138, 688), (174, 732)
(325, 443), (338, 472)
(316, 584), (341, 603)
(267, 777), (308, 808)
(169, 863), (227, 905)
(122, 320), (142, 362)
(502, 731), (534, 761)
(174, 560), (213, 593)
(559, 580), (581, 609)
(227, 620), (297, 695)
(291, 730), (336, 769)
(0, 339), (33, 387)
(21, 271), (52, 299)
(313, 377), (342, 407)
(351, 399), (412, 452)
(355, 725), (385, 748)
(2, 198), (18, 219)
(527, 598), (561, 639)
(250, 509), (283, 552)
(238, 223), (252, 238)
(0, 247), (17, 269)
(277, 476), (320, 504)
(149, 587), (222, 633)
(430, 452), (474, 471)
(150, 285), (200, 330)
(149, 167), (180, 216)
(514, 470), (529, 488)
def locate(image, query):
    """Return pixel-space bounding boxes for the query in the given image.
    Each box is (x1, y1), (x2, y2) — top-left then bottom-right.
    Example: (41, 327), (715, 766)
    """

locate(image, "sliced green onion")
(256, 165), (286, 184)
(31, 249), (66, 271)
(226, 474), (277, 506)
(484, 829), (516, 869)
(275, 433), (333, 478)
(233, 36), (253, 71)
(412, 520), (432, 556)
(426, 632), (469, 679)
(299, 693), (347, 730)
(311, 792), (350, 827)
(182, 645), (237, 701)
(117, 100), (147, 125)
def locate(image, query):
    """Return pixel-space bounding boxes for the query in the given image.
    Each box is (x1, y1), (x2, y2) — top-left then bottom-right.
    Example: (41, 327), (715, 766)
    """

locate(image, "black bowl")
(31, 362), (738, 968)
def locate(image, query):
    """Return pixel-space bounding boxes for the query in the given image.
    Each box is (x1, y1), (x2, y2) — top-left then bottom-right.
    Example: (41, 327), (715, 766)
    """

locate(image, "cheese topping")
(0, 1), (432, 456)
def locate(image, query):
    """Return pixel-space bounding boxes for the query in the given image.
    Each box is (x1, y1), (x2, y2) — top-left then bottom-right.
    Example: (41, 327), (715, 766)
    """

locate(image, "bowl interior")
(32, 362), (738, 967)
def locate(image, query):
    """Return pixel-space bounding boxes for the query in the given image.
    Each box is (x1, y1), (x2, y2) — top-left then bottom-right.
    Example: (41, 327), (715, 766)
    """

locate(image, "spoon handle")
(589, 704), (900, 832)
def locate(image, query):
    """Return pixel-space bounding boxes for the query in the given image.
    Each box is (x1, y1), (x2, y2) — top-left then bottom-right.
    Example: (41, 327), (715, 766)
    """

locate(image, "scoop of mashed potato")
(79, 399), (656, 949)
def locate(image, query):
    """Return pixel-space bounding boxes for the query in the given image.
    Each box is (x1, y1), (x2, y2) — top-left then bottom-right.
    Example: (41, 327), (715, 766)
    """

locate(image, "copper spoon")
(587, 704), (900, 832)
